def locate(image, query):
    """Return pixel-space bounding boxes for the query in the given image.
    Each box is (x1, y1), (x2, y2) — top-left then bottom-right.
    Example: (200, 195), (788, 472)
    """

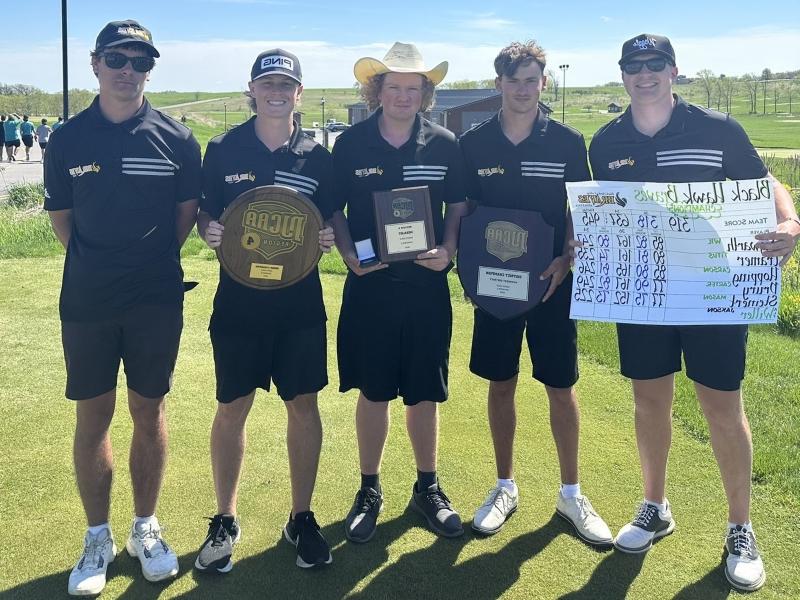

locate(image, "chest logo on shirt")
(241, 200), (308, 260)
(608, 157), (635, 170)
(225, 171), (256, 184)
(485, 221), (528, 262)
(478, 166), (505, 177)
(68, 162), (101, 178)
(355, 166), (383, 178)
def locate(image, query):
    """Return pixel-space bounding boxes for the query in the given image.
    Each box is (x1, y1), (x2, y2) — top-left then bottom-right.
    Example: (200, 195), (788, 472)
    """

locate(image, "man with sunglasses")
(589, 33), (800, 592)
(44, 19), (201, 596)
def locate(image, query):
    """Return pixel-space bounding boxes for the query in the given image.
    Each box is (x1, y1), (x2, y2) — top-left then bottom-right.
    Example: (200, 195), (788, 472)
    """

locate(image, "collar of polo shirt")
(621, 93), (687, 139)
(364, 107), (430, 150)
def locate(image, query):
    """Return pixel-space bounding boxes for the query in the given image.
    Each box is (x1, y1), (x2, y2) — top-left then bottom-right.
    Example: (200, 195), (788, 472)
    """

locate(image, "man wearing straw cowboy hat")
(331, 42), (469, 542)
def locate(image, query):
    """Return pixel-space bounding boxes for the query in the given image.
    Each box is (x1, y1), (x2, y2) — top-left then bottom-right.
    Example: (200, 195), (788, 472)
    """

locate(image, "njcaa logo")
(69, 162), (101, 177)
(632, 37), (657, 50)
(485, 221), (528, 262)
(575, 192), (628, 207)
(225, 172), (256, 184)
(392, 196), (414, 219)
(261, 55), (294, 70)
(478, 166), (505, 177)
(355, 166), (383, 178)
(117, 26), (150, 41)
(241, 200), (308, 260)
(608, 157), (635, 170)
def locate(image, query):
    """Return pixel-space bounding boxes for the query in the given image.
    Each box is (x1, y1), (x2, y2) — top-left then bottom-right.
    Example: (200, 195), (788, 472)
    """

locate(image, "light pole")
(61, 0), (69, 120)
(321, 96), (326, 127)
(321, 96), (327, 147)
(559, 64), (569, 123)
(223, 103), (227, 131)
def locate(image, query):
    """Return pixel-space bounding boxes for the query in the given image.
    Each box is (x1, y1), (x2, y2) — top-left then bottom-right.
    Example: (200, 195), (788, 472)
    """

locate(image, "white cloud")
(600, 16), (612, 23)
(459, 13), (515, 31)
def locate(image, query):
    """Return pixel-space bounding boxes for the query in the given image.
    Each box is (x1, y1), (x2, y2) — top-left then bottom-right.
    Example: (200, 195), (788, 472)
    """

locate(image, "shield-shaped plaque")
(216, 185), (323, 290)
(458, 206), (555, 320)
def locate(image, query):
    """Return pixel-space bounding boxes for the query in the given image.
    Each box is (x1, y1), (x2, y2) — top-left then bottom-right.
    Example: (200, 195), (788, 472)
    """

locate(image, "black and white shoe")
(194, 513), (241, 574)
(723, 524), (766, 591)
(344, 486), (384, 543)
(284, 511), (332, 568)
(409, 481), (463, 538)
(614, 500), (675, 553)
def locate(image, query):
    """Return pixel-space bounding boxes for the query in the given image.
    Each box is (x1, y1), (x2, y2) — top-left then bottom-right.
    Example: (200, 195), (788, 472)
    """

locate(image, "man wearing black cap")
(589, 33), (799, 592)
(194, 48), (336, 572)
(44, 19), (201, 596)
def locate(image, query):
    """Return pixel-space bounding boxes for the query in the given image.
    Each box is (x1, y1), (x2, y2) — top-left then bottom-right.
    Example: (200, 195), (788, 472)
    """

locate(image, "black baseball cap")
(95, 20), (160, 58)
(618, 34), (675, 66)
(250, 49), (302, 83)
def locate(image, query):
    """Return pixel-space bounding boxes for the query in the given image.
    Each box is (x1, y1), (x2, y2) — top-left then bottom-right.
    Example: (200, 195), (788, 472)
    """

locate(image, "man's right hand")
(343, 252), (387, 276)
(203, 220), (224, 249)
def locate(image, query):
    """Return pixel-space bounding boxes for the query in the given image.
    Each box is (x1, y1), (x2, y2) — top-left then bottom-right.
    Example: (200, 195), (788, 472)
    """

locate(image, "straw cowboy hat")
(354, 42), (448, 86)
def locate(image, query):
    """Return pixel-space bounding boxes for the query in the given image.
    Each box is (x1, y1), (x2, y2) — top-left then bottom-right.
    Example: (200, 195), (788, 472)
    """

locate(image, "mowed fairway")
(1, 257), (799, 599)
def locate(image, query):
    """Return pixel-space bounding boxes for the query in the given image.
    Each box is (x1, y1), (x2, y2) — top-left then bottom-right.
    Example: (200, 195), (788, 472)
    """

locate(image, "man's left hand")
(540, 255), (571, 302)
(415, 246), (451, 271)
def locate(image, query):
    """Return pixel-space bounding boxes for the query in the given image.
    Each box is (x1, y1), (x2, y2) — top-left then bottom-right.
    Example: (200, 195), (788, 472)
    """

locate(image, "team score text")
(614, 276), (630, 290)
(577, 261), (596, 275)
(636, 213), (659, 229)
(668, 215), (692, 232)
(576, 274), (595, 288)
(613, 291), (631, 305)
(651, 293), (666, 307)
(581, 211), (600, 226)
(607, 212), (629, 227)
(616, 234), (631, 248)
(651, 236), (665, 251)
(576, 246), (595, 261)
(573, 288), (593, 302)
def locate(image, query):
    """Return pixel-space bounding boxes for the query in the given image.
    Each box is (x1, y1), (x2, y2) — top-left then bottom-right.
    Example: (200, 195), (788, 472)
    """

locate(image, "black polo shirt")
(589, 95), (767, 183)
(44, 97), (201, 322)
(331, 108), (467, 284)
(201, 117), (335, 333)
(460, 109), (590, 256)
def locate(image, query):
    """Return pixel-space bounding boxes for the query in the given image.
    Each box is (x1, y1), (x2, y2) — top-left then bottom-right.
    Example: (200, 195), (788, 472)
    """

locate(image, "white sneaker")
(614, 500), (675, 553)
(68, 527), (117, 596)
(472, 484), (519, 534)
(556, 493), (613, 546)
(125, 519), (179, 582)
(724, 524), (766, 591)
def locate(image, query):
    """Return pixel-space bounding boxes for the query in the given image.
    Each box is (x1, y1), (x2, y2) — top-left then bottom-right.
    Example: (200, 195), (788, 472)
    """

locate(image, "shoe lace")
(357, 488), (382, 513)
(78, 533), (112, 571)
(206, 516), (230, 547)
(483, 487), (512, 513)
(632, 502), (658, 528)
(425, 487), (453, 511)
(136, 524), (170, 556)
(727, 527), (754, 558)
(574, 496), (597, 521)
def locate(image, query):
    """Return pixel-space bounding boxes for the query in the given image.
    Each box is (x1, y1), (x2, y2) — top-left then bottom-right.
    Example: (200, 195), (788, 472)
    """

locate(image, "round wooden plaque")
(216, 185), (323, 290)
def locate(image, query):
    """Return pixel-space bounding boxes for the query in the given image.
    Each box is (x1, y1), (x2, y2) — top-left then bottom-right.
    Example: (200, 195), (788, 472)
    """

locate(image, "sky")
(2, 0), (799, 92)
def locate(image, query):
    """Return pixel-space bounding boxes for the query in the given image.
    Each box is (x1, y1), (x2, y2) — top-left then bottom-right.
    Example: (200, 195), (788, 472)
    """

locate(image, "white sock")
(87, 523), (110, 537)
(497, 478), (517, 493)
(134, 514), (158, 529)
(728, 521), (753, 531)
(560, 483), (581, 499)
(646, 499), (668, 513)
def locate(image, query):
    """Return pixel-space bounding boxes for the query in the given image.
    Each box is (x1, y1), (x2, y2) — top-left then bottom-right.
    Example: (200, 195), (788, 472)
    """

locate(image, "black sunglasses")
(101, 52), (155, 73)
(622, 57), (669, 75)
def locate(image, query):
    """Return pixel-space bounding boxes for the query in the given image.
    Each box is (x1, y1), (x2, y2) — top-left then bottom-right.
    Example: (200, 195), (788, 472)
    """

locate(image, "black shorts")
(22, 135), (33, 148)
(39, 142), (48, 149)
(61, 304), (183, 400)
(5, 139), (20, 148)
(210, 323), (328, 403)
(337, 273), (452, 405)
(470, 271), (578, 388)
(617, 323), (748, 391)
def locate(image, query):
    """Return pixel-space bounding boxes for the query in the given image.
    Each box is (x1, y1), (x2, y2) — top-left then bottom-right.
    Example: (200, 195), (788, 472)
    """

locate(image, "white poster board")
(567, 179), (780, 325)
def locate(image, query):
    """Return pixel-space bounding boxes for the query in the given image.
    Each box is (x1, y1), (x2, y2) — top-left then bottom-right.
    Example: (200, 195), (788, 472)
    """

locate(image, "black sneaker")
(613, 500), (675, 553)
(723, 525), (766, 591)
(194, 513), (241, 574)
(283, 511), (332, 569)
(409, 481), (463, 538)
(344, 486), (384, 543)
